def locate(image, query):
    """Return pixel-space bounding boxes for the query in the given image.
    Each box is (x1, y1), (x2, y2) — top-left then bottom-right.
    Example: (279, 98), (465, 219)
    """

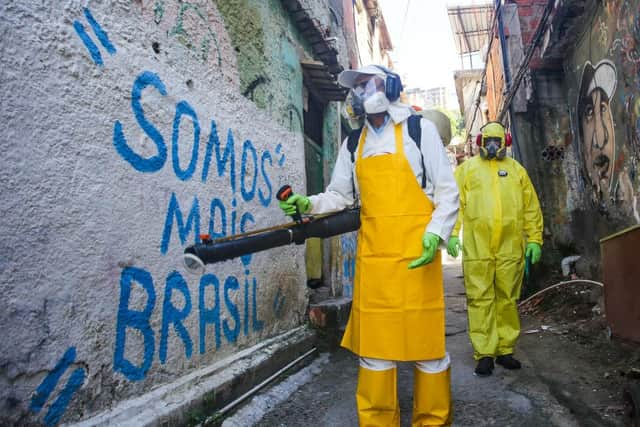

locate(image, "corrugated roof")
(301, 60), (349, 102)
(447, 3), (494, 55)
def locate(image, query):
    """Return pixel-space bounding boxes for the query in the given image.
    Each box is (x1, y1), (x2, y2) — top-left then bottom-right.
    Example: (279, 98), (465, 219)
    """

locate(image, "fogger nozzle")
(183, 208), (360, 271)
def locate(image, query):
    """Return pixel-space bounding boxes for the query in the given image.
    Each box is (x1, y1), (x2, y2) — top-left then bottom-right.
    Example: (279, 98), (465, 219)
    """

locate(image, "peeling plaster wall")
(0, 0), (342, 424)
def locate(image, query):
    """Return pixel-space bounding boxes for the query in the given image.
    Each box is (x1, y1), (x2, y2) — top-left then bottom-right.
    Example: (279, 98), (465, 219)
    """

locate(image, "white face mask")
(363, 91), (390, 114)
(353, 75), (390, 114)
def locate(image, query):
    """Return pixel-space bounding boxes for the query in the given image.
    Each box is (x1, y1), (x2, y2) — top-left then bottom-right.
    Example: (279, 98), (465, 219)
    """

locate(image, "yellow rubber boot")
(412, 367), (452, 426)
(356, 366), (400, 427)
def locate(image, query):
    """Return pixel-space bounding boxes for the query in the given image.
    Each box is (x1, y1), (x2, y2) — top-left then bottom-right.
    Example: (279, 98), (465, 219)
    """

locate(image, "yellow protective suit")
(453, 155), (542, 359)
(344, 124), (451, 426)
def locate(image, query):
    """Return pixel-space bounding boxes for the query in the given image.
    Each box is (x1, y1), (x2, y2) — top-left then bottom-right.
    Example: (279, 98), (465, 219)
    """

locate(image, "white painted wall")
(0, 1), (308, 424)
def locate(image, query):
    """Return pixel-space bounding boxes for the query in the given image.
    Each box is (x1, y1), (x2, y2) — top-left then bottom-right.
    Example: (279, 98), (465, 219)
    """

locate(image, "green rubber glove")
(525, 242), (542, 264)
(408, 232), (441, 269)
(278, 193), (311, 217)
(447, 236), (461, 258)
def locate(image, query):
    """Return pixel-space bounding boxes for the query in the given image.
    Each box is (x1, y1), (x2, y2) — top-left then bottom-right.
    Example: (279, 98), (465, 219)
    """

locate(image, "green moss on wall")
(213, 0), (267, 106)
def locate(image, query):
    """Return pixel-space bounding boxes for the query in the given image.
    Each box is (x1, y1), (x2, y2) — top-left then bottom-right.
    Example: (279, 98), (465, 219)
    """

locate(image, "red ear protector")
(475, 122), (512, 146)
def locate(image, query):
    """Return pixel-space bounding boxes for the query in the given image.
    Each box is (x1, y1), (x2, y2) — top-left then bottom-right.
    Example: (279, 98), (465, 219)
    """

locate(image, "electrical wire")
(464, 3), (500, 138)
(497, 0), (555, 121)
(518, 279), (604, 307)
(395, 0), (411, 62)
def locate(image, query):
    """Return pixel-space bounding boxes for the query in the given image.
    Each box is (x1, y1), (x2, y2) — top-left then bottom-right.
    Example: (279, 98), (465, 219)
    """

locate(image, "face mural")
(577, 60), (618, 202)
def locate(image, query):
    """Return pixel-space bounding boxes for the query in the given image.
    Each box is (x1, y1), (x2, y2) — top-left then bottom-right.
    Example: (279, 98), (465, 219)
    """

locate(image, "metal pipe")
(215, 347), (318, 417)
(518, 279), (604, 307)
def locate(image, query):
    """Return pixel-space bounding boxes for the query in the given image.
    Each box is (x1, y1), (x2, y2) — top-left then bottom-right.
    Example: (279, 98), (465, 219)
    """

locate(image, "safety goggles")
(352, 75), (385, 99)
(483, 137), (503, 149)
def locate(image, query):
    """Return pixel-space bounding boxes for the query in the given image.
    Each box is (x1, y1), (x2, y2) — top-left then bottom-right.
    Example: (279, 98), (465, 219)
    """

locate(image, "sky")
(378, 0), (490, 93)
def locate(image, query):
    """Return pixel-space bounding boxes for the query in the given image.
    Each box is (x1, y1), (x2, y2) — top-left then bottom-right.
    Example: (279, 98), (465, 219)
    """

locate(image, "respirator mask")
(483, 137), (503, 159)
(352, 75), (390, 114)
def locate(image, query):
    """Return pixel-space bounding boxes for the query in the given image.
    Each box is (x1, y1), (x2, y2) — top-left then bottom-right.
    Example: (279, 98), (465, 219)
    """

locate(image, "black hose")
(185, 208), (361, 265)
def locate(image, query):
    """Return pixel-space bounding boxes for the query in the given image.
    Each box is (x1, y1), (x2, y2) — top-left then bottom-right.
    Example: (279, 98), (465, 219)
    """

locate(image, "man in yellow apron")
(446, 122), (543, 377)
(279, 65), (459, 426)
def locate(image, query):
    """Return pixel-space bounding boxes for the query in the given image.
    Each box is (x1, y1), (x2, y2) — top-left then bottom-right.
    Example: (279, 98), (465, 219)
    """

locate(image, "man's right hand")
(447, 236), (461, 258)
(278, 193), (311, 217)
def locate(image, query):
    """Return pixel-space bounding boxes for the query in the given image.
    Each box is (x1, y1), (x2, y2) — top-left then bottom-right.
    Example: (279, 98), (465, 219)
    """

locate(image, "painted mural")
(572, 0), (640, 221)
(576, 59), (618, 204)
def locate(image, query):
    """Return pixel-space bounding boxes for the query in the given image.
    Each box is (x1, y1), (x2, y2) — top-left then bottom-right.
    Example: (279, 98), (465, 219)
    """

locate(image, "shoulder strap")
(347, 127), (363, 163)
(408, 115), (427, 189)
(347, 127), (363, 203)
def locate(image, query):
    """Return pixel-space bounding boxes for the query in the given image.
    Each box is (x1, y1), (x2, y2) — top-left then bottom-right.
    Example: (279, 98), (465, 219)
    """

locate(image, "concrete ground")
(223, 257), (636, 426)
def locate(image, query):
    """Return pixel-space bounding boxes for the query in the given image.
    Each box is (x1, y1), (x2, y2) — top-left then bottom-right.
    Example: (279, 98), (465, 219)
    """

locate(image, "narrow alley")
(221, 257), (638, 427)
(2, 0), (640, 426)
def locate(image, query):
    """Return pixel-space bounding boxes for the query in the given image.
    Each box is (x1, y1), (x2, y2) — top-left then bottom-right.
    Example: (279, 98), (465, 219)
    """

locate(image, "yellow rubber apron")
(341, 123), (445, 361)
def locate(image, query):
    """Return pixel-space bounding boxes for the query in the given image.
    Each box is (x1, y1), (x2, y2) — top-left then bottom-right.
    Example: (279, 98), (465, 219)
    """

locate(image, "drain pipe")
(208, 347), (318, 421)
(495, 0), (522, 161)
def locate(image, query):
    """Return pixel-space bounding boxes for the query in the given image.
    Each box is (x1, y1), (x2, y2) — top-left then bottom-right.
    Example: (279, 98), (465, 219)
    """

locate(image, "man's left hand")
(525, 242), (542, 264)
(408, 232), (441, 269)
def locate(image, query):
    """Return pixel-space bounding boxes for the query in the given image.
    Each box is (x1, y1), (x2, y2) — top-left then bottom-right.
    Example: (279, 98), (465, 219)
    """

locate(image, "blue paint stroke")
(259, 151), (273, 206)
(273, 287), (285, 319)
(172, 101), (200, 181)
(73, 21), (103, 66)
(241, 140), (258, 202)
(199, 273), (221, 354)
(83, 8), (116, 55)
(114, 267), (156, 381)
(201, 121), (235, 193)
(239, 212), (255, 266)
(30, 347), (77, 413)
(160, 193), (200, 254)
(42, 368), (86, 427)
(113, 71), (168, 173)
(243, 276), (249, 337)
(223, 276), (240, 343)
(252, 277), (264, 331)
(160, 271), (193, 363)
(208, 198), (227, 239)
(275, 143), (286, 166)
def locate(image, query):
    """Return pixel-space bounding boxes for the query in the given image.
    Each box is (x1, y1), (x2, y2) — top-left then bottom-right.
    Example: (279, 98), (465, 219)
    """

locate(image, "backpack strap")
(408, 115), (427, 189)
(347, 127), (363, 163)
(347, 127), (363, 201)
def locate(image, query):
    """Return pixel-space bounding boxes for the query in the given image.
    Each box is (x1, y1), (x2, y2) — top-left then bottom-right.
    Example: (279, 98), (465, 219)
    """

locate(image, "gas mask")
(342, 90), (364, 127)
(353, 75), (390, 114)
(478, 122), (511, 160)
(482, 137), (505, 160)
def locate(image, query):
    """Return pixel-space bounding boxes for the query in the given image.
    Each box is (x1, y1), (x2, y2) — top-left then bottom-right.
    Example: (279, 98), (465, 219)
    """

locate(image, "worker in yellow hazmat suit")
(447, 122), (543, 377)
(280, 65), (459, 426)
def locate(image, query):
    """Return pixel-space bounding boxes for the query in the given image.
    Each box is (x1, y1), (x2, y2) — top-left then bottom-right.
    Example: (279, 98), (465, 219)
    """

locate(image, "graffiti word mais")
(114, 266), (264, 381)
(30, 347), (86, 427)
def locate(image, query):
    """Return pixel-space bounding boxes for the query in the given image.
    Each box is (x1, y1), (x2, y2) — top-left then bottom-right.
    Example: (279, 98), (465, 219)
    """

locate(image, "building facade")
(458, 0), (640, 282)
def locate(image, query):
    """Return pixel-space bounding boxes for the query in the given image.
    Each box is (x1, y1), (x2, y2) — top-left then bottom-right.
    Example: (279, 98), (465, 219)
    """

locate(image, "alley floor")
(221, 257), (638, 427)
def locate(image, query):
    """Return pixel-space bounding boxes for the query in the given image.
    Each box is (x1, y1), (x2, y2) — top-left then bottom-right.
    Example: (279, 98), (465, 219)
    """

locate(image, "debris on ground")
(518, 277), (640, 426)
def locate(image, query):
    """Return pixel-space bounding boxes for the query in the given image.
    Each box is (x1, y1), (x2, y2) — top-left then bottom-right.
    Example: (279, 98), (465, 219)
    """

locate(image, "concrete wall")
(0, 0), (348, 424)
